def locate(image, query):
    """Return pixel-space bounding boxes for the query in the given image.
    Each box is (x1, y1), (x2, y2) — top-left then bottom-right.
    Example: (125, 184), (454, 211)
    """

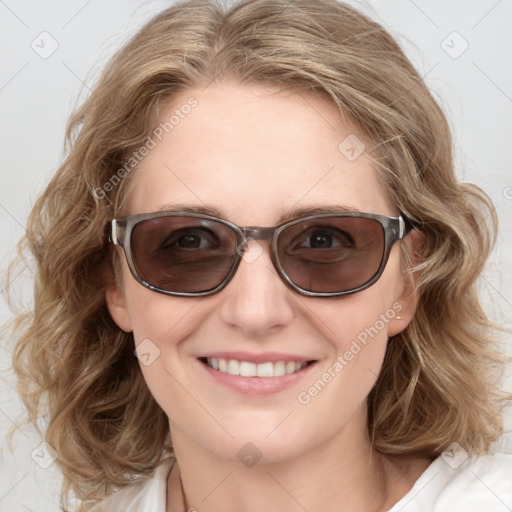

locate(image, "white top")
(97, 451), (512, 511)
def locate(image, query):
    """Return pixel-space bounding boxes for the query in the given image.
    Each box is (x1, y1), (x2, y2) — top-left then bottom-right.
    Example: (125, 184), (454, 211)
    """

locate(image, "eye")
(281, 225), (356, 263)
(177, 232), (208, 249)
(298, 228), (354, 250)
(161, 228), (220, 251)
(304, 230), (338, 249)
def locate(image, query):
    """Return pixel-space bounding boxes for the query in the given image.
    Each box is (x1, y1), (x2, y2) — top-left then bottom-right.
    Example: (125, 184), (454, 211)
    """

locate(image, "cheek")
(122, 286), (206, 425)
(119, 268), (213, 407)
(315, 264), (402, 358)
(121, 259), (201, 342)
(311, 295), (395, 389)
(292, 300), (397, 445)
(295, 256), (403, 407)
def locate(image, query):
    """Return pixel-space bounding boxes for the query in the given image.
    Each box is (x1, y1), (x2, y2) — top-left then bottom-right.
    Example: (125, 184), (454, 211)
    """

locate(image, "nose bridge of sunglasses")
(236, 226), (274, 264)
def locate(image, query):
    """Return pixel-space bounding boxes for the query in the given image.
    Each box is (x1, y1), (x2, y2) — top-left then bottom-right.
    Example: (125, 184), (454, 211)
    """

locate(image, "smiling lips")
(205, 357), (309, 377)
(199, 354), (316, 395)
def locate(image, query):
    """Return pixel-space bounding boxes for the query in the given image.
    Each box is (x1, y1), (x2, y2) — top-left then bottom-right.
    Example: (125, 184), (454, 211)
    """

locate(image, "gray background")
(1, 0), (511, 510)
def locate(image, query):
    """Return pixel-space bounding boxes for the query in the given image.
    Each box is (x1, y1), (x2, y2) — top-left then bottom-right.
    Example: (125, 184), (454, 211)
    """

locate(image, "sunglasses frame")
(109, 211), (413, 298)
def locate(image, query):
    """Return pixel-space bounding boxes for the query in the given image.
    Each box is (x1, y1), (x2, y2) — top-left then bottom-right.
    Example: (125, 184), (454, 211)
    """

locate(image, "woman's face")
(106, 81), (417, 464)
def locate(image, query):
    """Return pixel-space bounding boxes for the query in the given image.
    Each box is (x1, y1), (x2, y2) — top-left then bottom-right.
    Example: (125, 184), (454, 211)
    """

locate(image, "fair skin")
(106, 81), (431, 512)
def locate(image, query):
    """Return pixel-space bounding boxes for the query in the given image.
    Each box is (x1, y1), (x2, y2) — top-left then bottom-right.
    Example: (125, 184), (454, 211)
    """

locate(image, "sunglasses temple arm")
(109, 219), (126, 246)
(107, 219), (118, 245)
(400, 215), (419, 237)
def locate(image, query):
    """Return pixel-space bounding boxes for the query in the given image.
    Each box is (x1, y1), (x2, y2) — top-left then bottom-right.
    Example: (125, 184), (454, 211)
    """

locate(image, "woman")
(8, 0), (511, 510)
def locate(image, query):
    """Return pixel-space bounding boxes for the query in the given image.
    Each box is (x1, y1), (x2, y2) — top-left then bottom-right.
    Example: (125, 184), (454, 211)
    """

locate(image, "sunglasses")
(109, 211), (413, 298)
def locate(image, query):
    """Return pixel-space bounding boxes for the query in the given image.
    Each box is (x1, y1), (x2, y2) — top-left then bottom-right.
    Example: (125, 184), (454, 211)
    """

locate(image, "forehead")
(125, 81), (395, 222)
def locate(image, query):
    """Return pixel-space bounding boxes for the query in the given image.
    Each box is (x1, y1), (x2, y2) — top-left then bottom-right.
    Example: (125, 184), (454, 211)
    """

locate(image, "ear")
(387, 229), (423, 337)
(105, 280), (133, 333)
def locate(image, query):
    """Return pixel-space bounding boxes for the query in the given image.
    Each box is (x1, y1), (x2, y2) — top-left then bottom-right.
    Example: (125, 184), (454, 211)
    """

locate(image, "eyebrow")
(156, 203), (362, 224)
(282, 205), (362, 223)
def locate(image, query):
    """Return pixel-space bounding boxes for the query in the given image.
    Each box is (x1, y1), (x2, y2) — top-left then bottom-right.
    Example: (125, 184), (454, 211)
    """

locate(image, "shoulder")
(94, 457), (175, 512)
(389, 447), (512, 512)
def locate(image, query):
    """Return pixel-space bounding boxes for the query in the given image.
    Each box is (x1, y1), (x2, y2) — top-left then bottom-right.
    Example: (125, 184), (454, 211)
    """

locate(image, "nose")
(218, 240), (295, 337)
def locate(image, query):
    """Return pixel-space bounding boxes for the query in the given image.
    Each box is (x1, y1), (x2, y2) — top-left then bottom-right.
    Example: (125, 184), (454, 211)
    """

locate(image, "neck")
(167, 406), (430, 512)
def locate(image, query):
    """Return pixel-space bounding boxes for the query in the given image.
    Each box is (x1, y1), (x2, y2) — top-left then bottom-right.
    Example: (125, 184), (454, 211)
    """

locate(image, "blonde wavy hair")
(5, 0), (509, 509)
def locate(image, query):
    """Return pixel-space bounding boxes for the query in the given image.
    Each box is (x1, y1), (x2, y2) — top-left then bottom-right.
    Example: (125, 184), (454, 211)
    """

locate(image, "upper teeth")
(206, 358), (307, 377)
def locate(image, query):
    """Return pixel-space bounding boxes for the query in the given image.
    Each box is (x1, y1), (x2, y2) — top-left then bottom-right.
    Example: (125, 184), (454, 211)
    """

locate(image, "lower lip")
(199, 359), (317, 396)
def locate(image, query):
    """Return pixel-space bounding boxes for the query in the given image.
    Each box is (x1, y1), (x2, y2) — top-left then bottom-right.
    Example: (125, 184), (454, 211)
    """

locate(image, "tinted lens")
(130, 216), (238, 293)
(277, 217), (385, 293)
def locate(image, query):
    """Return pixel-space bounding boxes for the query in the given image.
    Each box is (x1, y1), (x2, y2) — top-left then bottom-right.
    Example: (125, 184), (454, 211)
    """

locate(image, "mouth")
(200, 357), (313, 377)
(197, 352), (318, 395)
